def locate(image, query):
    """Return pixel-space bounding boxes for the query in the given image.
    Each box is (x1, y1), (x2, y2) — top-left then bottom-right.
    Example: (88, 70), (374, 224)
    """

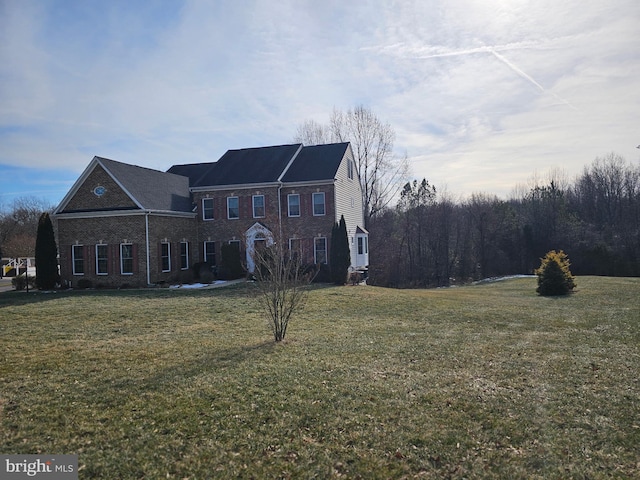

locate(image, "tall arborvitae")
(35, 212), (59, 290)
(330, 215), (351, 284)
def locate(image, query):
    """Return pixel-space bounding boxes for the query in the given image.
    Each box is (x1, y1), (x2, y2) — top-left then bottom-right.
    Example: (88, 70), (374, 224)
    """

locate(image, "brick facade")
(54, 144), (367, 288)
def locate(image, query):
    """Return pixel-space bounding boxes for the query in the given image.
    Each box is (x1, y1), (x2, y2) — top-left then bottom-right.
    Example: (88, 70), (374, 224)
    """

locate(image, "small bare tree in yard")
(252, 239), (314, 342)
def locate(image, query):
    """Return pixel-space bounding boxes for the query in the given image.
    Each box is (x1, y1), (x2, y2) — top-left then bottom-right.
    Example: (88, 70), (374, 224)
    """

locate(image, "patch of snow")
(169, 280), (227, 289)
(473, 275), (535, 285)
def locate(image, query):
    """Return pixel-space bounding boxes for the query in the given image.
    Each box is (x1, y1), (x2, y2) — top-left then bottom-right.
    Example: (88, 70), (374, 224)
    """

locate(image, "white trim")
(245, 223), (274, 273)
(95, 244), (108, 275)
(203, 241), (216, 265)
(287, 193), (300, 217)
(227, 196), (239, 219)
(160, 242), (171, 272)
(72, 244), (84, 275)
(252, 194), (265, 218)
(191, 181), (279, 192)
(54, 210), (195, 220)
(180, 241), (189, 270)
(120, 243), (134, 275)
(202, 197), (214, 220)
(277, 144), (303, 181)
(312, 192), (326, 216)
(314, 237), (327, 264)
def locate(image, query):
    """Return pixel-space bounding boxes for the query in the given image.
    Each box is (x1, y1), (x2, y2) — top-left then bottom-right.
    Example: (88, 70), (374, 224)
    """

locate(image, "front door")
(245, 223), (273, 272)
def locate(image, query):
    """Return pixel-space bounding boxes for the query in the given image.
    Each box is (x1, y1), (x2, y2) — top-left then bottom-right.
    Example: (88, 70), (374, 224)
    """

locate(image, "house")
(53, 142), (368, 288)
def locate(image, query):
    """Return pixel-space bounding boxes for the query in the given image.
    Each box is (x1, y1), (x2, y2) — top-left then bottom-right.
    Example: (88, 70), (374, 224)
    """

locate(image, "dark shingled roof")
(282, 143), (349, 182)
(168, 142), (350, 188)
(192, 144), (303, 187)
(167, 162), (215, 186)
(98, 157), (192, 212)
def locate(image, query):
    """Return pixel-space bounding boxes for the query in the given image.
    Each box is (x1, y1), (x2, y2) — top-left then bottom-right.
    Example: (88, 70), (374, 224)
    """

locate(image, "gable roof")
(55, 157), (192, 215)
(98, 158), (192, 212)
(281, 143), (350, 182)
(190, 144), (303, 187)
(169, 142), (350, 188)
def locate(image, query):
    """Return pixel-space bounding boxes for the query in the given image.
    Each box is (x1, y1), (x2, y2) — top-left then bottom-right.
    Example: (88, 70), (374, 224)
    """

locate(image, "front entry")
(245, 223), (274, 272)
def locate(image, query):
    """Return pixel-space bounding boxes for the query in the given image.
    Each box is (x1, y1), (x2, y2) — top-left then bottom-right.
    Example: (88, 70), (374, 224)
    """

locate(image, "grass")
(1, 277), (639, 479)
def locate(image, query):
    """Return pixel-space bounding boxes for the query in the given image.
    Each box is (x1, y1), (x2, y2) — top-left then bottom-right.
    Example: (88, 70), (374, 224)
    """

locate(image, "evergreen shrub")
(535, 250), (576, 296)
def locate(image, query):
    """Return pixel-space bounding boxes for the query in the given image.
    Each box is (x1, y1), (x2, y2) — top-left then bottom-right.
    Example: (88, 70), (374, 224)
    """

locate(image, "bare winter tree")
(294, 106), (409, 223)
(252, 236), (315, 342)
(1, 196), (54, 259)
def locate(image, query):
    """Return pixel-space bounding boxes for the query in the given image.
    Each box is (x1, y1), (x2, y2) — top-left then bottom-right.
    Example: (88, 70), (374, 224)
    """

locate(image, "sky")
(1, 0), (639, 209)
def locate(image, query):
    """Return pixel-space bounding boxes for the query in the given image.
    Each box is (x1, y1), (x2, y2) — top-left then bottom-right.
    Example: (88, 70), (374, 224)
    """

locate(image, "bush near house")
(535, 250), (576, 296)
(11, 274), (36, 291)
(217, 243), (245, 280)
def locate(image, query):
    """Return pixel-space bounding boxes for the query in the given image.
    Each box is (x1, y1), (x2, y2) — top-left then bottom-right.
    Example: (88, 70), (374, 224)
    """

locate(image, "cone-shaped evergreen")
(330, 215), (351, 284)
(535, 250), (576, 296)
(35, 212), (59, 290)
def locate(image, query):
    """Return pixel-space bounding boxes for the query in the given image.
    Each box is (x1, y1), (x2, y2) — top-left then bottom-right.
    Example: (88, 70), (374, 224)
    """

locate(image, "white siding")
(333, 145), (367, 267)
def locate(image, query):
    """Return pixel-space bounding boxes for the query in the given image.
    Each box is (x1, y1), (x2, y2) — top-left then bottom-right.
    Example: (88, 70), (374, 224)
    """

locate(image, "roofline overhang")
(53, 210), (196, 220)
(190, 181), (281, 192)
(281, 179), (336, 188)
(190, 178), (337, 193)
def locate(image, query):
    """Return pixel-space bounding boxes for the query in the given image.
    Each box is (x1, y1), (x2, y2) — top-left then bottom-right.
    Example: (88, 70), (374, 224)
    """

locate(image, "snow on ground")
(169, 280), (229, 289)
(472, 275), (535, 285)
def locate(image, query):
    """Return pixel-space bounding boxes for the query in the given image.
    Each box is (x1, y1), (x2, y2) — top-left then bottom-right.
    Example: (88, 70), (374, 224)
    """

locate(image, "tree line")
(367, 153), (640, 287)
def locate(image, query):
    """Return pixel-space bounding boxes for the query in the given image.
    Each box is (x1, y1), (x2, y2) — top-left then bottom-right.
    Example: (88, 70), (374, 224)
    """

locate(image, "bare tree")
(293, 119), (332, 146)
(252, 237), (315, 342)
(294, 105), (409, 223)
(1, 196), (54, 259)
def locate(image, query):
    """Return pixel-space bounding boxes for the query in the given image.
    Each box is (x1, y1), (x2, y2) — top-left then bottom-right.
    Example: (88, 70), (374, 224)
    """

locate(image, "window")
(358, 236), (368, 255)
(227, 196), (239, 219)
(204, 241), (216, 265)
(347, 158), (354, 180)
(314, 237), (327, 264)
(161, 242), (171, 272)
(180, 241), (189, 270)
(288, 194), (300, 217)
(96, 244), (108, 275)
(289, 238), (301, 260)
(72, 245), (84, 275)
(313, 192), (325, 216)
(121, 243), (134, 275)
(253, 195), (265, 218)
(203, 198), (214, 220)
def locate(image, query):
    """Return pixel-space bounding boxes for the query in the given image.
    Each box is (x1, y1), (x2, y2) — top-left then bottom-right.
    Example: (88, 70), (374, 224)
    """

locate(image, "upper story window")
(161, 242), (171, 272)
(121, 243), (134, 275)
(227, 197), (239, 219)
(202, 198), (214, 220)
(96, 244), (108, 275)
(313, 192), (325, 216)
(288, 194), (300, 217)
(72, 245), (84, 275)
(253, 195), (265, 218)
(347, 158), (354, 180)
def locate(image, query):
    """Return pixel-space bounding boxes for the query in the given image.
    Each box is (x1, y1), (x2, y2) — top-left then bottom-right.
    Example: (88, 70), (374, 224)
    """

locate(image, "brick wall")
(193, 183), (336, 266)
(63, 165), (138, 212)
(57, 213), (196, 288)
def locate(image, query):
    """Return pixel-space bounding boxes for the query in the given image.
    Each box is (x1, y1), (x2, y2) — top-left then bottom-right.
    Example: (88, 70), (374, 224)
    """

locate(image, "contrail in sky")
(488, 47), (578, 111)
(370, 41), (579, 111)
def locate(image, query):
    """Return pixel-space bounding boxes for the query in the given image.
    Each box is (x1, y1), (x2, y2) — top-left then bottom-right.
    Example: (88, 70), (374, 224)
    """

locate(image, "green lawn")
(1, 277), (639, 479)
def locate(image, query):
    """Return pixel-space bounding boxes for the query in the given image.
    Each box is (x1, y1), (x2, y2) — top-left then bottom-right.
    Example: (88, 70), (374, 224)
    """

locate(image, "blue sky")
(1, 0), (639, 208)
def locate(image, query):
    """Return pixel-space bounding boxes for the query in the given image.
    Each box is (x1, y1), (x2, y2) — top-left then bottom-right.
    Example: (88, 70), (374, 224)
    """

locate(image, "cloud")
(0, 0), (639, 205)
